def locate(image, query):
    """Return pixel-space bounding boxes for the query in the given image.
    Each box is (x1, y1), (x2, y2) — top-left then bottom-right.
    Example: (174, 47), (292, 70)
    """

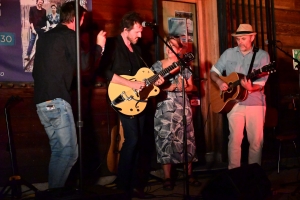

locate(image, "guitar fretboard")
(230, 63), (274, 88)
(146, 62), (180, 85)
(145, 52), (194, 86)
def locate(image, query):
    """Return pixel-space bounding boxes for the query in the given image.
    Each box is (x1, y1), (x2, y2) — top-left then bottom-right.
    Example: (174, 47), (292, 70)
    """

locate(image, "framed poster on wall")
(0, 0), (92, 82)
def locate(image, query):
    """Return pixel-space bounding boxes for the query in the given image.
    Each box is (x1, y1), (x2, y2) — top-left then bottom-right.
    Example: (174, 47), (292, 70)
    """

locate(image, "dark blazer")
(100, 35), (145, 81)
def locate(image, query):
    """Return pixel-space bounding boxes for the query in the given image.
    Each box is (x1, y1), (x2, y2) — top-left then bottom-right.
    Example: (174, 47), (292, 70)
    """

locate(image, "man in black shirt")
(32, 1), (106, 189)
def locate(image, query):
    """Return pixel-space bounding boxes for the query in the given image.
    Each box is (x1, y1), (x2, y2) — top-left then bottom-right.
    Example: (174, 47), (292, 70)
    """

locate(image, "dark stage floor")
(1, 159), (300, 200)
(1, 134), (300, 200)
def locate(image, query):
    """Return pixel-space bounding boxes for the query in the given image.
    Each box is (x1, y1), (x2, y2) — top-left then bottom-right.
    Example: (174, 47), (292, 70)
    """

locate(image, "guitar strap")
(131, 44), (149, 68)
(136, 52), (149, 68)
(247, 46), (259, 75)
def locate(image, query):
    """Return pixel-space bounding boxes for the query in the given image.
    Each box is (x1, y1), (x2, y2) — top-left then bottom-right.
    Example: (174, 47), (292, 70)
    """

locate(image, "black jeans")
(117, 107), (155, 191)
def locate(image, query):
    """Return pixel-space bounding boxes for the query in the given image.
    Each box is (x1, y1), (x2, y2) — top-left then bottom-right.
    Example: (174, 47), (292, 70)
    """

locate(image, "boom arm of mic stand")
(272, 43), (300, 67)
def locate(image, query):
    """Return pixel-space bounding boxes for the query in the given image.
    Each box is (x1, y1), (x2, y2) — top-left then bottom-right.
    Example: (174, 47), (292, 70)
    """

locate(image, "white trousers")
(227, 104), (266, 169)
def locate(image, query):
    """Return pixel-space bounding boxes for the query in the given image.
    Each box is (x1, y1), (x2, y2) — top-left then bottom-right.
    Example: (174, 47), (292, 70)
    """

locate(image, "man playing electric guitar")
(210, 24), (270, 170)
(100, 12), (164, 199)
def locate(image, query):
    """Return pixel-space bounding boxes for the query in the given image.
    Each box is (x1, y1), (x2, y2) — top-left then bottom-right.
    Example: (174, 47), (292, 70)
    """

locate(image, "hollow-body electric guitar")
(108, 52), (195, 115)
(210, 62), (275, 113)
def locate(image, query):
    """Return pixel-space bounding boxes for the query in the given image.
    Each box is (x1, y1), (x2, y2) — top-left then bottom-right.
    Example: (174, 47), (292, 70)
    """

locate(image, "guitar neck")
(146, 62), (179, 85)
(232, 67), (266, 87)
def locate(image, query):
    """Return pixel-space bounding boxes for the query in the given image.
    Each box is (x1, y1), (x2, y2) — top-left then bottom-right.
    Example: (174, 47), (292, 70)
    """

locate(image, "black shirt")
(29, 6), (47, 30)
(100, 35), (144, 81)
(32, 23), (102, 104)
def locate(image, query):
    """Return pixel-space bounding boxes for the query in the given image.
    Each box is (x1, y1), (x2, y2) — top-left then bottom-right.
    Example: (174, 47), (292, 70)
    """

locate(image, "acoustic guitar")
(108, 52), (195, 115)
(210, 62), (275, 113)
(106, 119), (124, 174)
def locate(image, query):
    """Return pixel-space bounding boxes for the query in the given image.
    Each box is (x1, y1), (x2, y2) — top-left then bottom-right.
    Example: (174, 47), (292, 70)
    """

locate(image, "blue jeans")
(26, 31), (36, 57)
(36, 98), (78, 188)
(27, 29), (44, 57)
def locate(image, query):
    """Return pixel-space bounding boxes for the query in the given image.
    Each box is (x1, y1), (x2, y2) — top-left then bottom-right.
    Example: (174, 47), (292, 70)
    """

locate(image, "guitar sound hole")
(130, 109), (133, 111)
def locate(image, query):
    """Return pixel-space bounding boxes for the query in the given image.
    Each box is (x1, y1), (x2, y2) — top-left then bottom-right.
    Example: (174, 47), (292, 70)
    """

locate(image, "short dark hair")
(120, 11), (143, 31)
(60, 1), (86, 24)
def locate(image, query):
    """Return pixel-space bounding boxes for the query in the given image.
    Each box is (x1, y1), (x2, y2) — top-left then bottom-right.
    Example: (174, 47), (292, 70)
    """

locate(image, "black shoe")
(131, 188), (155, 199)
(163, 178), (174, 191)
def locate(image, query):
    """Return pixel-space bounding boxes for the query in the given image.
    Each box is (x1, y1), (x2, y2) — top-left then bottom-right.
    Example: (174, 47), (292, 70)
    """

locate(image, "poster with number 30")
(0, 0), (91, 82)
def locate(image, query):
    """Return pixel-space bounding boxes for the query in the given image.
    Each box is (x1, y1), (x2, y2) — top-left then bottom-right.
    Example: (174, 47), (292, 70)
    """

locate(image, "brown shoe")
(24, 57), (30, 61)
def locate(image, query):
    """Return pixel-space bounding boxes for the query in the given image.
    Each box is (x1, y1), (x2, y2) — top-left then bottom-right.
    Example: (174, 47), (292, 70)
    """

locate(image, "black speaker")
(202, 163), (271, 200)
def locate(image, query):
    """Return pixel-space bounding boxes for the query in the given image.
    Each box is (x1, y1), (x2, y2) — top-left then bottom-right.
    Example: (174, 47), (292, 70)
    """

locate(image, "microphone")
(142, 21), (157, 27)
(265, 39), (280, 45)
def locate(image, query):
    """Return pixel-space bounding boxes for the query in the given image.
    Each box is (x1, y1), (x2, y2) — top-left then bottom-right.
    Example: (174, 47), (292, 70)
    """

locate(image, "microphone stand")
(0, 96), (38, 199)
(269, 41), (300, 194)
(75, 1), (83, 191)
(148, 25), (194, 200)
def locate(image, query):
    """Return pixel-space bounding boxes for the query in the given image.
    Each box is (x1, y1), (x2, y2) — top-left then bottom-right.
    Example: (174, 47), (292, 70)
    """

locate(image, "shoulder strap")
(247, 46), (259, 75)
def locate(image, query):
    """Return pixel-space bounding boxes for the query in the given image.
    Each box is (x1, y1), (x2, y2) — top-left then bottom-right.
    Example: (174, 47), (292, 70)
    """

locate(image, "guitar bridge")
(111, 91), (136, 106)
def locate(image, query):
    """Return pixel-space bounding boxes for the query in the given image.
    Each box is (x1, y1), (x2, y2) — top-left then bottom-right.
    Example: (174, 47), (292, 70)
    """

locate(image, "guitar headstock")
(261, 61), (276, 74)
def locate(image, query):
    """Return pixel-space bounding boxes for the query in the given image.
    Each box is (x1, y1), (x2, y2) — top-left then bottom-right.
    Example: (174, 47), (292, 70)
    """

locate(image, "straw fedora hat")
(231, 24), (257, 37)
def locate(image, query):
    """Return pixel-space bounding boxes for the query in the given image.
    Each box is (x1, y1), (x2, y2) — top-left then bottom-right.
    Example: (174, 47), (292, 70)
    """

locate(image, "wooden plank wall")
(270, 0), (300, 132)
(272, 0), (300, 99)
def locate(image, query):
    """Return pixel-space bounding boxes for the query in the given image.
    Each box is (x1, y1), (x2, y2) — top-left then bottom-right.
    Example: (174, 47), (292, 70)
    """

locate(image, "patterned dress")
(151, 61), (198, 164)
(47, 13), (60, 29)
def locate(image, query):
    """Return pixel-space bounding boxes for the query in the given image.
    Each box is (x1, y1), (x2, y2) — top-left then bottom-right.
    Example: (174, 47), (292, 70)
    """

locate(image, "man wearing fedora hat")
(210, 24), (270, 169)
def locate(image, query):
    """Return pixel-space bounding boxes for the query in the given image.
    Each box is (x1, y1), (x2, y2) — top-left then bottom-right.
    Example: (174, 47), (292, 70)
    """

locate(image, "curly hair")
(120, 11), (143, 31)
